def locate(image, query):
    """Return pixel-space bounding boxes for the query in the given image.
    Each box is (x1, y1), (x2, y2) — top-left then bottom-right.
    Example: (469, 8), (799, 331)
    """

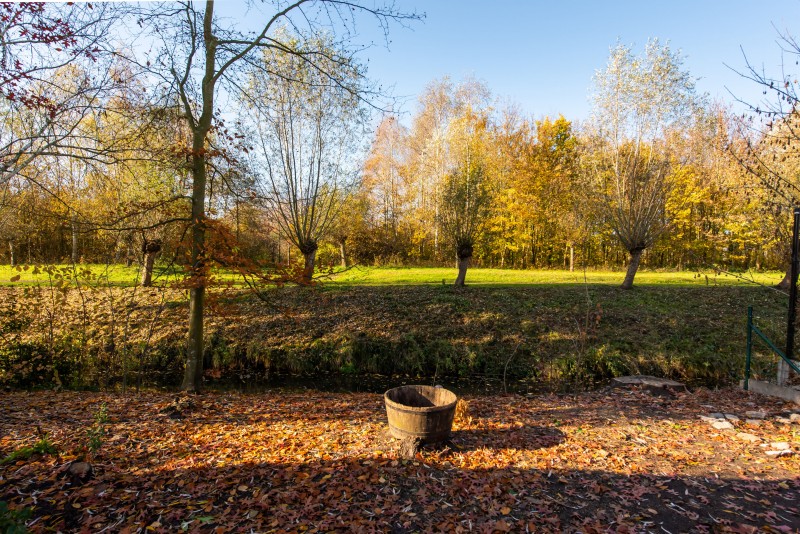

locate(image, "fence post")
(745, 306), (753, 391)
(786, 207), (800, 363)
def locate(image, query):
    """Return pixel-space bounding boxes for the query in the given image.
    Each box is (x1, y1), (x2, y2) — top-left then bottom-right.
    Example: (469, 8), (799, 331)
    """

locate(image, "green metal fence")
(745, 305), (800, 390)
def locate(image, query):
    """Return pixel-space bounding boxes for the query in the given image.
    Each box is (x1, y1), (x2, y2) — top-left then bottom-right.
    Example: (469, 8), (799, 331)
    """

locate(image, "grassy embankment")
(0, 264), (790, 391)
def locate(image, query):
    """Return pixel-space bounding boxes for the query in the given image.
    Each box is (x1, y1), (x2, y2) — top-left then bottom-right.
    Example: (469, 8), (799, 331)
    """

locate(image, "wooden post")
(776, 207), (800, 385)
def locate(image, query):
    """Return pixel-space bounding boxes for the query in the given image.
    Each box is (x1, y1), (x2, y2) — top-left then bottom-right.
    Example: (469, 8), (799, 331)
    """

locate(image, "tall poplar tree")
(589, 39), (702, 289)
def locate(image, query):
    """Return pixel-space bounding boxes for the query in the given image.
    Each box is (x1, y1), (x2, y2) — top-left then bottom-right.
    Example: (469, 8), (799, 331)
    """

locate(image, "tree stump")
(398, 437), (422, 460)
(66, 461), (93, 483)
(140, 239), (162, 287)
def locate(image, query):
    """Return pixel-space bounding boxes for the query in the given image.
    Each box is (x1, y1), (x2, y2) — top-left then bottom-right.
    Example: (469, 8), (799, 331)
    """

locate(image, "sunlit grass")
(0, 263), (262, 288)
(326, 266), (785, 288)
(0, 264), (783, 287)
(0, 263), (785, 288)
(0, 263), (178, 286)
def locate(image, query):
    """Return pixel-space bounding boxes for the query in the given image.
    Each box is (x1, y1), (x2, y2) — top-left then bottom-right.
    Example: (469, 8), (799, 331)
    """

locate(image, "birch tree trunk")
(71, 216), (79, 263)
(339, 240), (348, 268)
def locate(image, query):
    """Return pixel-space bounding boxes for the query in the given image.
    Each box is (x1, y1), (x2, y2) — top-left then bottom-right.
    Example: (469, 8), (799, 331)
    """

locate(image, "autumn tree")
(489, 113), (581, 269)
(96, 94), (192, 284)
(379, 76), (494, 270)
(727, 28), (800, 286)
(648, 106), (753, 270)
(588, 40), (702, 289)
(128, 1), (418, 391)
(440, 162), (490, 286)
(1, 64), (106, 263)
(362, 116), (410, 241)
(0, 3), (118, 186)
(440, 96), (493, 286)
(733, 110), (800, 287)
(326, 191), (363, 267)
(405, 78), (457, 259)
(245, 34), (367, 284)
(0, 4), (151, 267)
(0, 178), (36, 265)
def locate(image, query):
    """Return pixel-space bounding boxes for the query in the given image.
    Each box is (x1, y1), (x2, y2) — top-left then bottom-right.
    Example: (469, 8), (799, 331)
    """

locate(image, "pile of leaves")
(1, 386), (798, 532)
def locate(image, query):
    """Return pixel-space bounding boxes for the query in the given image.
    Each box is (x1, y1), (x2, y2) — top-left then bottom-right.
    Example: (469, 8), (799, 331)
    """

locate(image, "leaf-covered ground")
(1, 387), (798, 532)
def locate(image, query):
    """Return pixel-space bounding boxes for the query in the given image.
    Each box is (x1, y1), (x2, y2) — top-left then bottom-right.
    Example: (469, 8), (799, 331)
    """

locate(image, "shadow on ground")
(8, 455), (798, 533)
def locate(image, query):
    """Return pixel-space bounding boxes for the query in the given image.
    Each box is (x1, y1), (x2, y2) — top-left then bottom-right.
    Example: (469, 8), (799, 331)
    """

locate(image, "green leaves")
(85, 403), (109, 456)
(1, 435), (59, 465)
(591, 38), (701, 146)
(0, 500), (32, 534)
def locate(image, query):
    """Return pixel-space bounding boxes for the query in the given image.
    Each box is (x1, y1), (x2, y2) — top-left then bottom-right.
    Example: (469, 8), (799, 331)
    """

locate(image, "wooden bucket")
(384, 385), (457, 444)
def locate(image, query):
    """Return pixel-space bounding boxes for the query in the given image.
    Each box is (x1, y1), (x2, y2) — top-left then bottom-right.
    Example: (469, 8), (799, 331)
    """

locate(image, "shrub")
(1, 434), (59, 465)
(0, 501), (31, 534)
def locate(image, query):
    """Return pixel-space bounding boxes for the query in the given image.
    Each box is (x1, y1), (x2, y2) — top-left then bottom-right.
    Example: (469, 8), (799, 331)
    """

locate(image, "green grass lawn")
(0, 263), (182, 287)
(0, 263), (785, 288)
(0, 263), (791, 391)
(326, 266), (785, 288)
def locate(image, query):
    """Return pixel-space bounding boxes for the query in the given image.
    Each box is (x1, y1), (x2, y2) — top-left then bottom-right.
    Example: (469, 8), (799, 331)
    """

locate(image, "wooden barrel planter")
(384, 385), (457, 444)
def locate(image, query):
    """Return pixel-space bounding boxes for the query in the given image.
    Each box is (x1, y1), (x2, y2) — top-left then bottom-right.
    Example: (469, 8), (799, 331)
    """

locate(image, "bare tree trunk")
(141, 255), (155, 286)
(183, 222), (206, 392)
(339, 240), (348, 268)
(778, 267), (792, 291)
(140, 240), (161, 287)
(455, 256), (470, 286)
(569, 245), (574, 272)
(181, 0), (218, 393)
(302, 247), (317, 284)
(621, 248), (644, 290)
(183, 204), (207, 391)
(8, 240), (15, 267)
(122, 233), (133, 267)
(71, 216), (79, 263)
(184, 286), (205, 389)
(454, 243), (473, 287)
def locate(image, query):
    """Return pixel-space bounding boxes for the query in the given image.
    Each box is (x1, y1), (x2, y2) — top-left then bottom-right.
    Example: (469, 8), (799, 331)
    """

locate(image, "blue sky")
(359, 1), (800, 123)
(223, 1), (800, 124)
